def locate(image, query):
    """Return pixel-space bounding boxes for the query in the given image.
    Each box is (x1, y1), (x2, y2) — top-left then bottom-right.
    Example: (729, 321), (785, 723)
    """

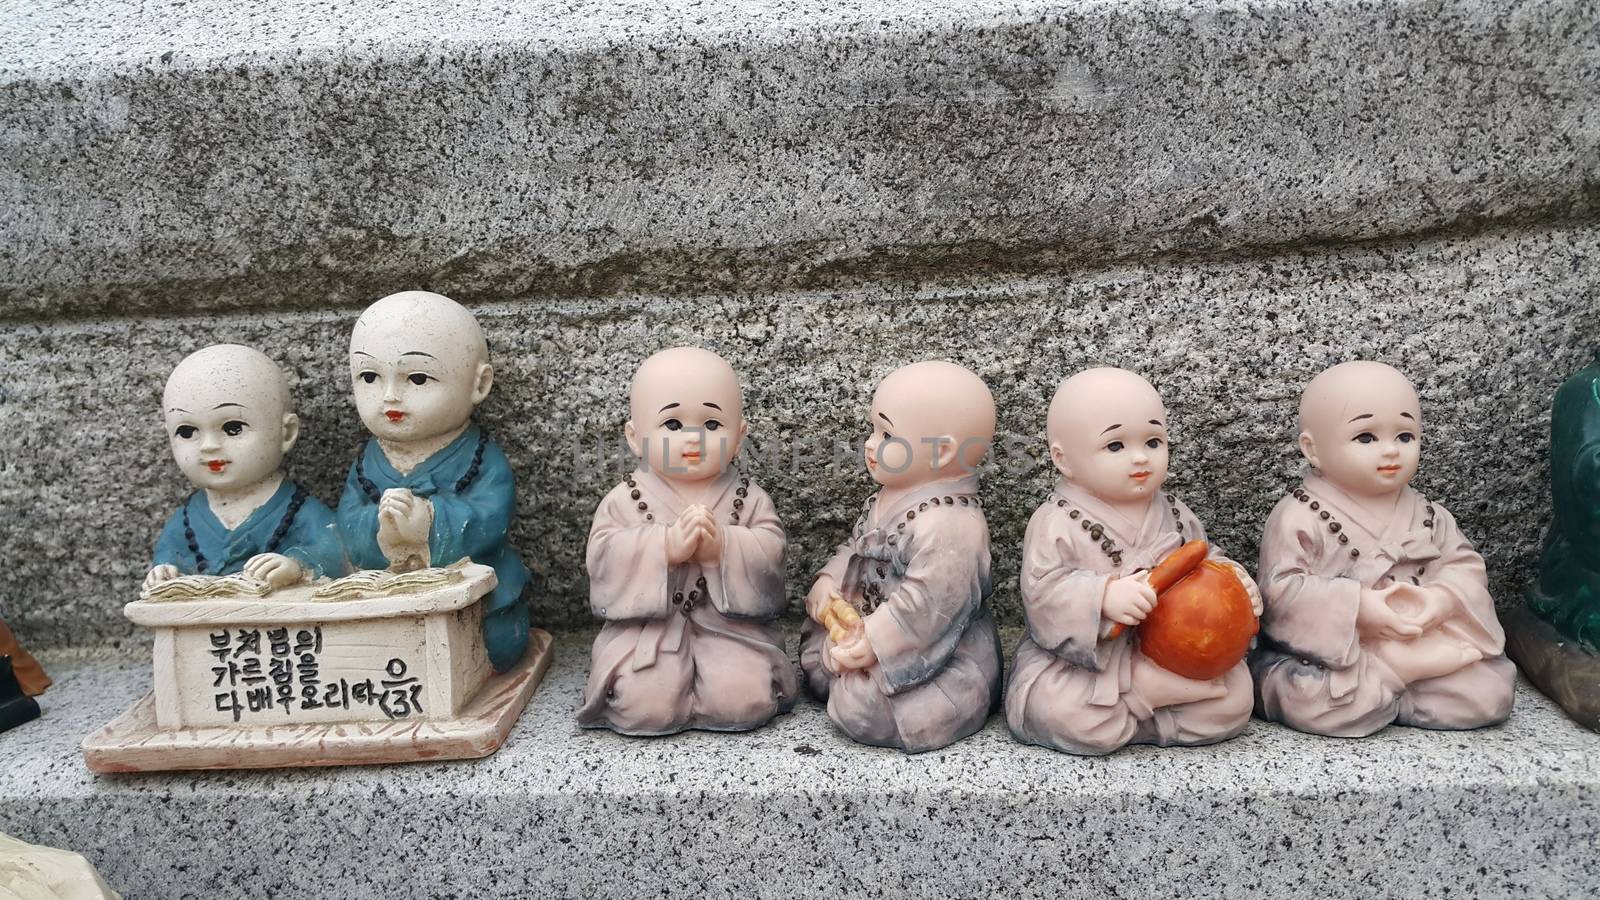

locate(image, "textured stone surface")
(2, 0), (1598, 318)
(3, 638), (1597, 898)
(4, 223), (1598, 648)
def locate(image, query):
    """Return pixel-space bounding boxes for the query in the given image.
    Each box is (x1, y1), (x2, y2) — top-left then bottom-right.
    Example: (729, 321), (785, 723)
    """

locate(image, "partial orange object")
(821, 594), (863, 643)
(1108, 540), (1259, 680)
(0, 617), (50, 696)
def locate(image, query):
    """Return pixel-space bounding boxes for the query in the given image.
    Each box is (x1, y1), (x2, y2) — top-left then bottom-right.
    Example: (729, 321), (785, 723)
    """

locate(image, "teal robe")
(337, 425), (532, 672)
(1530, 351), (1600, 652)
(152, 479), (344, 579)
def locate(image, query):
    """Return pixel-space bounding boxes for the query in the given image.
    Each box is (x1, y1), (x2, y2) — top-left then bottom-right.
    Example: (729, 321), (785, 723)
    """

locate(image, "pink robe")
(1005, 481), (1255, 755)
(578, 468), (798, 735)
(799, 475), (1003, 753)
(1252, 475), (1514, 737)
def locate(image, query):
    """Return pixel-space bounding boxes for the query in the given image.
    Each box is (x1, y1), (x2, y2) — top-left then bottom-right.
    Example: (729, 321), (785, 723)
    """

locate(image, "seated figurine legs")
(797, 618), (834, 701)
(1005, 641), (1137, 756)
(482, 593), (532, 673)
(1396, 655), (1516, 730)
(1252, 650), (1401, 738)
(824, 670), (903, 749)
(1152, 660), (1254, 748)
(581, 626), (695, 736)
(689, 628), (799, 731)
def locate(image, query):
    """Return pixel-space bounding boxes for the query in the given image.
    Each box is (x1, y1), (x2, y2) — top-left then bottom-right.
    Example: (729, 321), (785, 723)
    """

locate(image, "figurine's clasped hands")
(1357, 585), (1425, 641)
(665, 506), (723, 567)
(1102, 571), (1158, 627)
(377, 489), (433, 566)
(378, 489), (433, 545)
(687, 506), (723, 566)
(243, 553), (306, 591)
(829, 625), (877, 672)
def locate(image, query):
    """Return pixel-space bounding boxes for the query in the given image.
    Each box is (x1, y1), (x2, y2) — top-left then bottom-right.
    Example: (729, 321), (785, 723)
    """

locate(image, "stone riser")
(4, 224), (1598, 648)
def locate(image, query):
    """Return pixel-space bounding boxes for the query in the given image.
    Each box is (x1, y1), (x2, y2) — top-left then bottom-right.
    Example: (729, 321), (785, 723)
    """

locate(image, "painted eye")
(1107, 441), (1124, 452)
(1354, 432), (1377, 444)
(174, 425), (198, 439)
(408, 373), (430, 386)
(1397, 432), (1416, 444)
(664, 419), (683, 431)
(222, 420), (247, 437)
(360, 371), (379, 384)
(704, 419), (722, 431)
(882, 431), (891, 441)
(1146, 438), (1162, 449)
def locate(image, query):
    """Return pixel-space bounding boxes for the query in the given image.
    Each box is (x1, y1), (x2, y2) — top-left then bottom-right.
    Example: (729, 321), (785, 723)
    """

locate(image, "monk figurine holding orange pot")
(1252, 362), (1514, 737)
(1005, 368), (1261, 755)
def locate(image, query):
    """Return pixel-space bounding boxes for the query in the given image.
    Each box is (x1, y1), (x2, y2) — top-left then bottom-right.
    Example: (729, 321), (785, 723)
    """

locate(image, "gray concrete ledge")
(3, 0), (1598, 318)
(3, 636), (1597, 898)
(5, 222), (1598, 648)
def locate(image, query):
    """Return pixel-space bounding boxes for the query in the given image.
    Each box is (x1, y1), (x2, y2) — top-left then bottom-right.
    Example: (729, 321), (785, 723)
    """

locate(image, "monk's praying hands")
(664, 512), (702, 565)
(685, 505), (724, 566)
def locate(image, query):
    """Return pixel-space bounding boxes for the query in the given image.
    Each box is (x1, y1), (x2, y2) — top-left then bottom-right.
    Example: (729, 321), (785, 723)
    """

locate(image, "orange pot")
(1112, 540), (1259, 681)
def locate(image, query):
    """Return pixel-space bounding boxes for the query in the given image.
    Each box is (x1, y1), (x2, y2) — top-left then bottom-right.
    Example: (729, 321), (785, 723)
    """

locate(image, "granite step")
(2, 634), (1597, 898)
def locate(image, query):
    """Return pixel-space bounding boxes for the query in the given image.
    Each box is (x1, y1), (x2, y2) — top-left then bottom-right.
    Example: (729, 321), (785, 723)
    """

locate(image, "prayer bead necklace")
(355, 431), (489, 504)
(181, 487), (308, 575)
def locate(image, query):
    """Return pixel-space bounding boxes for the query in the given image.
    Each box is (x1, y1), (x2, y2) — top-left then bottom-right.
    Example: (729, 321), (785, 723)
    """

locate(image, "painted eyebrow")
(659, 402), (681, 413)
(1149, 419), (1163, 427)
(401, 351), (436, 359)
(1347, 413), (1374, 423)
(353, 351), (375, 359)
(168, 407), (190, 413)
(1100, 423), (1123, 435)
(1400, 412), (1415, 420)
(213, 403), (245, 410)
(878, 412), (894, 427)
(703, 402), (722, 411)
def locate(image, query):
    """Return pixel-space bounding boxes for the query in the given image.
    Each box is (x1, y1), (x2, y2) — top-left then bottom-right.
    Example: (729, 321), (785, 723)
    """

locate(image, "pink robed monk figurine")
(1005, 368), (1261, 755)
(1252, 361), (1515, 737)
(578, 347), (797, 735)
(799, 361), (1004, 753)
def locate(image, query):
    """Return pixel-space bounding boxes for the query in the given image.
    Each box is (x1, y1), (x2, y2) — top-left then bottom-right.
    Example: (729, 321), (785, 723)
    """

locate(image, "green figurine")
(1509, 350), (1600, 731)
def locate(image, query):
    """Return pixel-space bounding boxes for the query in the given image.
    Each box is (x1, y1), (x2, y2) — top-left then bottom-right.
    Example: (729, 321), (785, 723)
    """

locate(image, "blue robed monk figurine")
(146, 345), (345, 592)
(336, 291), (533, 672)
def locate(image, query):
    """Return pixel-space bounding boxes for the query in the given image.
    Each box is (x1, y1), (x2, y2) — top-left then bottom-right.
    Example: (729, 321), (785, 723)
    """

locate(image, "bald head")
(349, 291), (494, 443)
(1048, 367), (1164, 450)
(1299, 361), (1419, 435)
(164, 344), (290, 418)
(351, 291), (489, 368)
(1297, 361), (1424, 497)
(163, 344), (299, 492)
(867, 361), (995, 484)
(626, 347), (749, 481)
(1045, 367), (1171, 503)
(629, 347), (744, 425)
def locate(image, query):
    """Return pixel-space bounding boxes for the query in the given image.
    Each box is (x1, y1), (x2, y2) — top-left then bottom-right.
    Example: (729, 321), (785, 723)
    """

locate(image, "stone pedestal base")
(82, 629), (553, 772)
(1505, 606), (1600, 732)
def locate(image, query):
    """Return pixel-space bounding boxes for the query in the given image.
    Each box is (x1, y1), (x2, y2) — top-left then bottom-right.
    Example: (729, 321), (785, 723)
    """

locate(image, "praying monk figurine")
(1507, 350), (1600, 730)
(337, 291), (533, 673)
(146, 345), (344, 592)
(1253, 361), (1514, 737)
(1005, 368), (1261, 755)
(578, 348), (796, 735)
(799, 361), (1004, 753)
